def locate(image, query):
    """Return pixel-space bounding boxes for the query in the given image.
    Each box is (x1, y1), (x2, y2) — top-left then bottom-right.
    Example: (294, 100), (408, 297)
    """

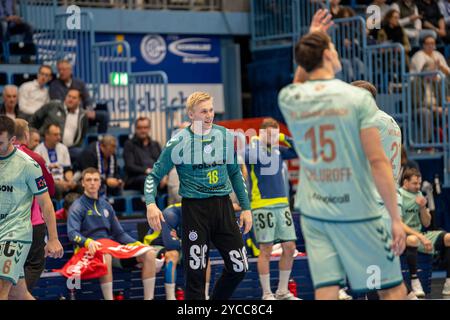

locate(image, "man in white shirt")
(35, 123), (78, 199)
(18, 65), (52, 120)
(411, 35), (450, 75)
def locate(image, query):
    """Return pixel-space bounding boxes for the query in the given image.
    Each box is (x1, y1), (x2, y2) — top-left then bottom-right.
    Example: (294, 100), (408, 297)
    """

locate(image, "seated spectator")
(411, 35), (450, 75)
(399, 168), (450, 297)
(28, 127), (40, 151)
(34, 123), (78, 200)
(438, 0), (450, 27)
(123, 117), (165, 192)
(78, 135), (123, 197)
(30, 88), (88, 162)
(18, 65), (52, 121)
(55, 193), (80, 221)
(330, 0), (348, 18)
(49, 60), (109, 134)
(417, 0), (449, 42)
(67, 168), (157, 300)
(378, 9), (411, 62)
(0, 85), (25, 120)
(392, 0), (437, 45)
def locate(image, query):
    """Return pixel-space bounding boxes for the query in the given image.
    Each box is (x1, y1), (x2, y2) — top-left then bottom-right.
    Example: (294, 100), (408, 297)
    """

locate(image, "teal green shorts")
(301, 215), (403, 293)
(252, 206), (297, 244)
(418, 231), (445, 255)
(0, 240), (31, 285)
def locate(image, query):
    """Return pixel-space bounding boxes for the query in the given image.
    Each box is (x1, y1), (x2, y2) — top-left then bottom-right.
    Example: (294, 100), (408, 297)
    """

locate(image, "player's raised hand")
(309, 9), (334, 34)
(391, 220), (406, 256)
(415, 196), (427, 208)
(147, 203), (165, 231)
(45, 238), (64, 259)
(239, 210), (253, 234)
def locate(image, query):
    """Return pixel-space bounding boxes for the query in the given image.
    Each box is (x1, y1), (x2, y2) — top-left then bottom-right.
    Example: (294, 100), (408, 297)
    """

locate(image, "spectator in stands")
(330, 0), (349, 18)
(55, 193), (80, 221)
(67, 168), (158, 300)
(18, 65), (52, 121)
(0, 1), (33, 53)
(378, 9), (411, 64)
(392, 0), (437, 45)
(49, 60), (109, 134)
(13, 119), (56, 292)
(28, 127), (40, 151)
(399, 168), (450, 297)
(438, 0), (450, 26)
(35, 123), (78, 200)
(411, 35), (450, 75)
(417, 0), (449, 42)
(78, 135), (123, 197)
(0, 85), (25, 119)
(31, 88), (88, 162)
(123, 117), (165, 192)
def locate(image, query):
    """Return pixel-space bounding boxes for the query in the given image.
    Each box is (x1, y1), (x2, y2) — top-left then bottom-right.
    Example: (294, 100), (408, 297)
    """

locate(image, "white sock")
(143, 277), (156, 300)
(205, 282), (210, 300)
(165, 283), (176, 300)
(277, 270), (292, 294)
(259, 273), (272, 295)
(100, 282), (113, 300)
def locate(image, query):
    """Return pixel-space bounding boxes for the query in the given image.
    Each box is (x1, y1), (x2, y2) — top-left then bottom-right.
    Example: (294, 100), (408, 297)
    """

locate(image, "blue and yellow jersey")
(245, 135), (297, 210)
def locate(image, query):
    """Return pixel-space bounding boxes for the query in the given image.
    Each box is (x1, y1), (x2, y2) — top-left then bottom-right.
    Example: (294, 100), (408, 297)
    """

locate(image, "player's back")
(279, 79), (380, 222)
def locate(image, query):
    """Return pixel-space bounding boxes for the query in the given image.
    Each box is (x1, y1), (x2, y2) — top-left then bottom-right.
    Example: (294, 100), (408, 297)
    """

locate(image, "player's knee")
(281, 242), (296, 256)
(444, 233), (450, 247)
(406, 235), (420, 247)
(165, 250), (180, 264)
(144, 249), (156, 263)
(259, 244), (273, 258)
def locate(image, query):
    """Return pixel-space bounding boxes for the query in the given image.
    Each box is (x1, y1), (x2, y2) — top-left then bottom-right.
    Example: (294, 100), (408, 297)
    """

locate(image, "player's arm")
(36, 192), (64, 258)
(361, 128), (405, 255)
(109, 206), (140, 245)
(67, 204), (90, 247)
(279, 134), (298, 160)
(227, 152), (252, 234)
(418, 197), (432, 228)
(145, 141), (176, 231)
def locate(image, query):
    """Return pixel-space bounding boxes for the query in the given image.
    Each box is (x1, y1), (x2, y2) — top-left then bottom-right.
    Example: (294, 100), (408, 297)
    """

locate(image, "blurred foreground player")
(278, 32), (406, 300)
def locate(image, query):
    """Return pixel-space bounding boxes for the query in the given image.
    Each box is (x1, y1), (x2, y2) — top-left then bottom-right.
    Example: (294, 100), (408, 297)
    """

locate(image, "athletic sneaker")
(411, 279), (425, 298)
(407, 292), (419, 300)
(442, 280), (450, 296)
(275, 290), (301, 300)
(338, 288), (353, 300)
(262, 293), (276, 300)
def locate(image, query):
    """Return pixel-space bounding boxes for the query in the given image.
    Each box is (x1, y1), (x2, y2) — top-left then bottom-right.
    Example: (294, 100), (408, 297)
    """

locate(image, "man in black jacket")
(123, 117), (166, 192)
(77, 135), (123, 197)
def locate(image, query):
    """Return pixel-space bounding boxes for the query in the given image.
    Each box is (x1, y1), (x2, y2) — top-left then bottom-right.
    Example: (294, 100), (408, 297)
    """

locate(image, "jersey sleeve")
(67, 202), (89, 247)
(357, 91), (379, 130)
(25, 159), (48, 196)
(144, 138), (177, 205)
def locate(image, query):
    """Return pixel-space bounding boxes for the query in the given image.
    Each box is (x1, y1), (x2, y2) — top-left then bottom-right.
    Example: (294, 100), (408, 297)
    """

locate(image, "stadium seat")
(12, 73), (37, 87)
(7, 42), (36, 64)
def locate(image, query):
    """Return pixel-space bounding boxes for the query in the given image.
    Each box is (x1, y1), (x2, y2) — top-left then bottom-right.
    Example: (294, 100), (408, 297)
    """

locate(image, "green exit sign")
(110, 72), (129, 86)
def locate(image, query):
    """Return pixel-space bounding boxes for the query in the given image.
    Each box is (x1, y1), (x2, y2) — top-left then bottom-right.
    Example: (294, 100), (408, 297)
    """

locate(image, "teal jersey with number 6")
(278, 79), (380, 222)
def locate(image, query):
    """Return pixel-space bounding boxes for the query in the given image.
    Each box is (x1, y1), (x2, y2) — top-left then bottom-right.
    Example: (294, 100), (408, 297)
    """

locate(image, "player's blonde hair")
(14, 119), (29, 141)
(186, 92), (213, 113)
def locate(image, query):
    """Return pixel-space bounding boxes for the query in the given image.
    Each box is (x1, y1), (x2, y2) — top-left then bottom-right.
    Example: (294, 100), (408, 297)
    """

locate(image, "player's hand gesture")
(415, 196), (427, 208)
(147, 203), (165, 231)
(419, 235), (433, 253)
(45, 238), (64, 259)
(309, 9), (334, 34)
(391, 220), (406, 256)
(239, 210), (253, 235)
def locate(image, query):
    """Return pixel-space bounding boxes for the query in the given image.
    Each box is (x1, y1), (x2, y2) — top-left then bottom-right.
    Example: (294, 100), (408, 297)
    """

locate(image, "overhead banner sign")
(96, 33), (225, 112)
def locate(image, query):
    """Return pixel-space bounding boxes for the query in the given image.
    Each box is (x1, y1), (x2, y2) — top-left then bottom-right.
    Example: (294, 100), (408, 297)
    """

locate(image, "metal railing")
(57, 0), (222, 10)
(331, 16), (367, 83)
(92, 41), (134, 128)
(406, 71), (447, 150)
(366, 43), (407, 134)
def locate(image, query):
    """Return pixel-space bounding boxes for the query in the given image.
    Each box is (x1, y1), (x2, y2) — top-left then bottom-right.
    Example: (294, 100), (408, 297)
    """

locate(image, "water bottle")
(288, 279), (298, 297)
(176, 287), (185, 300)
(435, 174), (441, 195)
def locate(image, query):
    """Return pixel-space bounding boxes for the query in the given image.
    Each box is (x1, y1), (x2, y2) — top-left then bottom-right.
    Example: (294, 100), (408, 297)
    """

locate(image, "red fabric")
(54, 239), (154, 280)
(55, 208), (67, 220)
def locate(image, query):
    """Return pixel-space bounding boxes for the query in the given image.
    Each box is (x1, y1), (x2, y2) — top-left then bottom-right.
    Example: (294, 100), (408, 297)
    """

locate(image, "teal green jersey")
(145, 124), (250, 211)
(278, 79), (380, 222)
(373, 110), (402, 218)
(0, 148), (48, 242)
(398, 187), (422, 232)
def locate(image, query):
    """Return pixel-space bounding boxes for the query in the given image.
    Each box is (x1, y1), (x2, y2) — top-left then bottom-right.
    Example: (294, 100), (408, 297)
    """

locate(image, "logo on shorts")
(141, 35), (167, 65)
(35, 176), (47, 191)
(189, 231), (198, 242)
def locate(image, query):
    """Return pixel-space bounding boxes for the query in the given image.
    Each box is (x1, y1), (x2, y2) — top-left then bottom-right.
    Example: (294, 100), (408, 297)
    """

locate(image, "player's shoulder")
(165, 128), (189, 149)
(278, 83), (303, 107)
(15, 148), (40, 169)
